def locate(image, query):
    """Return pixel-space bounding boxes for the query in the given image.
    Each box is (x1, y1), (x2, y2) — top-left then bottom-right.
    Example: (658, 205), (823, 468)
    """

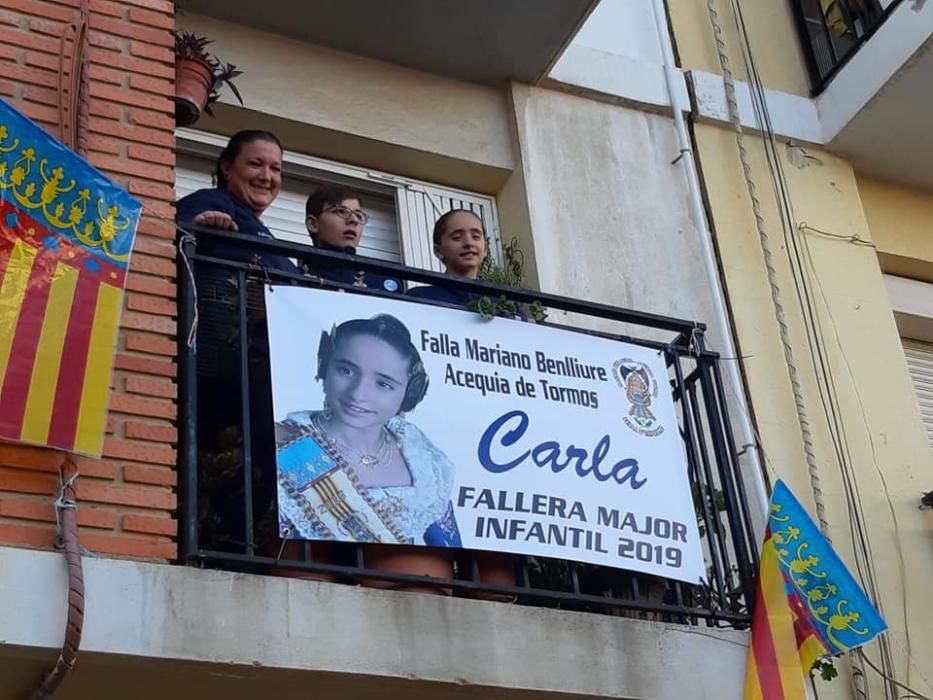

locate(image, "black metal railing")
(176, 224), (759, 628)
(790, 0), (894, 92)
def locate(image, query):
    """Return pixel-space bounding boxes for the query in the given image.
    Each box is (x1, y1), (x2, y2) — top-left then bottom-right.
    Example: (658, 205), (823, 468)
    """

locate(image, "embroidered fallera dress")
(275, 411), (461, 546)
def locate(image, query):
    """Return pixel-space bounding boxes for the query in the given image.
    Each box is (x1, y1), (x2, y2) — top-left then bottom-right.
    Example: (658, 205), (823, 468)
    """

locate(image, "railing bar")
(194, 550), (751, 622)
(695, 358), (755, 611)
(236, 271), (255, 555)
(671, 348), (729, 610)
(177, 235), (199, 561)
(687, 380), (736, 602)
(183, 225), (705, 335)
(710, 360), (760, 570)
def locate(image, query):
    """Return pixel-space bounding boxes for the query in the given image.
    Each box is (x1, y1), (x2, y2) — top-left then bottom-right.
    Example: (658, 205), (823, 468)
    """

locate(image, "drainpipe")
(650, 0), (770, 523)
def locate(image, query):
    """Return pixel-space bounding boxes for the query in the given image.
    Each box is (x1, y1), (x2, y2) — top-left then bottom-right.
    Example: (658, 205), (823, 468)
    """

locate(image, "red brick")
(89, 63), (125, 86)
(91, 14), (171, 46)
(89, 134), (123, 156)
(90, 82), (171, 112)
(104, 436), (176, 465)
(118, 0), (173, 11)
(0, 62), (56, 88)
(29, 17), (69, 38)
(89, 0), (126, 17)
(120, 310), (176, 336)
(123, 463), (176, 485)
(74, 457), (117, 479)
(132, 237), (176, 260)
(135, 198), (176, 221)
(13, 101), (59, 133)
(80, 531), (175, 560)
(124, 331), (176, 355)
(89, 99), (123, 121)
(22, 83), (58, 106)
(128, 106), (174, 130)
(136, 216), (176, 240)
(125, 274), (176, 299)
(114, 352), (176, 378)
(0, 468), (57, 495)
(129, 40), (172, 64)
(129, 179), (176, 201)
(128, 72), (173, 98)
(91, 120), (174, 148)
(108, 393), (176, 420)
(0, 25), (58, 54)
(124, 421), (177, 444)
(128, 143), (174, 167)
(126, 291), (176, 316)
(127, 7), (173, 30)
(0, 9), (17, 25)
(89, 47), (174, 80)
(24, 50), (57, 70)
(126, 375), (177, 399)
(0, 79), (16, 97)
(0, 43), (18, 61)
(88, 28), (125, 51)
(88, 153), (173, 184)
(78, 478), (175, 508)
(129, 252), (176, 277)
(0, 522), (55, 548)
(0, 498), (117, 529)
(0, 445), (65, 471)
(6, 0), (76, 23)
(122, 511), (175, 536)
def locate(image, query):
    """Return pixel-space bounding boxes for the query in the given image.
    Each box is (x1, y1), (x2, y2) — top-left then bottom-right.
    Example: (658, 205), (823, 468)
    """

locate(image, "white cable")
(650, 0), (770, 525)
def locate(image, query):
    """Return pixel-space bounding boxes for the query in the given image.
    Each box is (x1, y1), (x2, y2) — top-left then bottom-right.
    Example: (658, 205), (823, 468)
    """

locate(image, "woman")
(274, 314), (461, 546)
(176, 129), (294, 272)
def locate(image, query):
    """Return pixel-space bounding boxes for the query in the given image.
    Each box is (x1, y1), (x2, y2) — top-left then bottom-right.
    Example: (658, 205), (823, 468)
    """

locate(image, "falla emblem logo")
(612, 358), (663, 437)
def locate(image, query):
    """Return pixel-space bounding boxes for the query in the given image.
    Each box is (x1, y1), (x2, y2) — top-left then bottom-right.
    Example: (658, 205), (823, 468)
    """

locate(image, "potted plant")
(174, 31), (244, 127)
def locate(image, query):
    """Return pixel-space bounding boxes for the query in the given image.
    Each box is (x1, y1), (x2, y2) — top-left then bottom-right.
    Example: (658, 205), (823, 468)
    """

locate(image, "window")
(174, 129), (501, 270)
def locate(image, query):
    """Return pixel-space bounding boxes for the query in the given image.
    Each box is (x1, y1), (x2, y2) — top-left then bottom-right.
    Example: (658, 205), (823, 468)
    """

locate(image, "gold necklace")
(314, 415), (393, 470)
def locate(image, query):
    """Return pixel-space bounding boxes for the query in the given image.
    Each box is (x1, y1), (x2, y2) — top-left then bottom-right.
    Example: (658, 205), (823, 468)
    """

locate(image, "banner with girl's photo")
(265, 286), (706, 583)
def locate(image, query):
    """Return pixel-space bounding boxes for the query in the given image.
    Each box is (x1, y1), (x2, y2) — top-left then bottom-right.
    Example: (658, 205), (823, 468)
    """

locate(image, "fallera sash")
(275, 421), (408, 544)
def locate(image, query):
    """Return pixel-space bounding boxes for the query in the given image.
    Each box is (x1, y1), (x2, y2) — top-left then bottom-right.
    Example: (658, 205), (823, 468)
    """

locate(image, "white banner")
(265, 287), (705, 583)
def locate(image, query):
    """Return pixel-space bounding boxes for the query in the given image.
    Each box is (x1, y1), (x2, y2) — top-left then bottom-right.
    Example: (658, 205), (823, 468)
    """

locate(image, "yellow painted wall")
(695, 122), (933, 697)
(667, 0), (811, 96)
(857, 176), (933, 281)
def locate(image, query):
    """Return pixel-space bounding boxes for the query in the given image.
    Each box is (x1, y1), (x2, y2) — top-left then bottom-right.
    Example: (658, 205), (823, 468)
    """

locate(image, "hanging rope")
(704, 0), (831, 539)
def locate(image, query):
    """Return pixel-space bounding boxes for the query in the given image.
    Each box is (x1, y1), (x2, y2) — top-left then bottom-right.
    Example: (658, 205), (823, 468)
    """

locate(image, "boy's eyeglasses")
(323, 204), (369, 225)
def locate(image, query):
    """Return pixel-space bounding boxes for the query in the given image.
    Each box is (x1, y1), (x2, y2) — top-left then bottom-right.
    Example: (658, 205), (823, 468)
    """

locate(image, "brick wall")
(0, 0), (177, 560)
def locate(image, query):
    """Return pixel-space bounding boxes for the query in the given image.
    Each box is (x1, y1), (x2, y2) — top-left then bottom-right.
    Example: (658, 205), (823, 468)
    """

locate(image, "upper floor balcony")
(791, 0), (933, 191)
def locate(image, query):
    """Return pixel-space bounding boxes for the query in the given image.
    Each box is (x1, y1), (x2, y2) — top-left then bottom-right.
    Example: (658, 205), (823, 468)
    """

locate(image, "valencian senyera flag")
(0, 98), (140, 457)
(744, 479), (887, 699)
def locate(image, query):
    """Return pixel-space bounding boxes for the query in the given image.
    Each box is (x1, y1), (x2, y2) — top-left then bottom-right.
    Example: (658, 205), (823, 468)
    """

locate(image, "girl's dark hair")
(432, 208), (484, 246)
(316, 314), (429, 412)
(215, 130), (282, 189)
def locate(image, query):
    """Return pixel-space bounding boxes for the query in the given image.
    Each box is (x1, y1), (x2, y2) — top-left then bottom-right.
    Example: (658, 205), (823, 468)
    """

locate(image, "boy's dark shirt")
(302, 242), (402, 293)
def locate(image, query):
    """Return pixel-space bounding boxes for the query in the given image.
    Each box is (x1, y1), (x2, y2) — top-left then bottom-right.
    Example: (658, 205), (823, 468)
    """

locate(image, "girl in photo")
(275, 314), (461, 546)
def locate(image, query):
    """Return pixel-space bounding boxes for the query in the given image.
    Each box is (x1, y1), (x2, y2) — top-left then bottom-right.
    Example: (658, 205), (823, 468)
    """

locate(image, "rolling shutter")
(903, 339), (933, 447)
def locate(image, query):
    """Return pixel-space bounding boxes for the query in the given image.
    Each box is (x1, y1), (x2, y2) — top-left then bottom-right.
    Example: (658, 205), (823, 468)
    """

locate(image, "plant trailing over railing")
(174, 31), (245, 127)
(468, 236), (547, 322)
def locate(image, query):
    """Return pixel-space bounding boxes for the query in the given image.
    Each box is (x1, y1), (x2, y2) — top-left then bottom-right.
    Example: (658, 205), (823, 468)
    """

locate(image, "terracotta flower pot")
(362, 544), (453, 595)
(460, 550), (517, 602)
(175, 57), (213, 127)
(264, 538), (336, 583)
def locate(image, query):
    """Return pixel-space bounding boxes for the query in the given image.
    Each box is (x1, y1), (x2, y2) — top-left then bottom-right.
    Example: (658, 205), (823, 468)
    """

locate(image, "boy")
(304, 185), (400, 293)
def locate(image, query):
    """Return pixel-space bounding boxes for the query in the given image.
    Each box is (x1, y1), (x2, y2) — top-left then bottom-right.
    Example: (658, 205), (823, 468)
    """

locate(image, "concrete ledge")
(0, 546), (749, 699)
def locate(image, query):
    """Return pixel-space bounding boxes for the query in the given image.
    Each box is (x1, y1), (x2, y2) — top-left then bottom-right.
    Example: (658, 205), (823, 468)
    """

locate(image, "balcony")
(180, 0), (598, 85)
(790, 0), (889, 91)
(176, 225), (759, 626)
(792, 0), (933, 190)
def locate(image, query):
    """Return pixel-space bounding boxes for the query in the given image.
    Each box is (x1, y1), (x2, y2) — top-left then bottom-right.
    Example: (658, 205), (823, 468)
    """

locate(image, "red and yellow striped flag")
(0, 98), (140, 456)
(745, 481), (886, 699)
